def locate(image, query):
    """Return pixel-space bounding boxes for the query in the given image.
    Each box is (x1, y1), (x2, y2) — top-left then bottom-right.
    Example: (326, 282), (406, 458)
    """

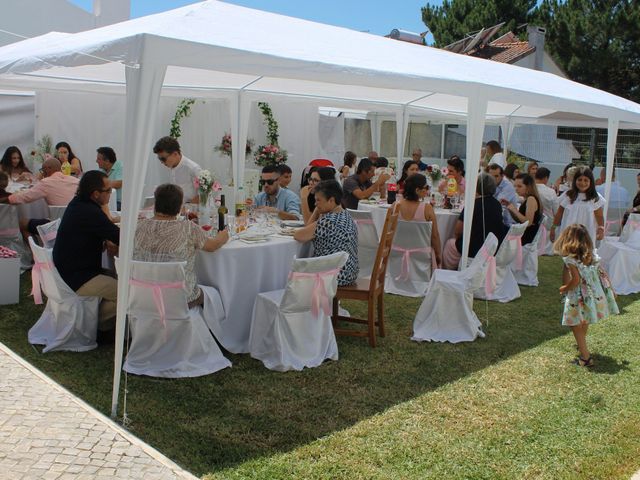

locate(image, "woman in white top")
(550, 166), (605, 244)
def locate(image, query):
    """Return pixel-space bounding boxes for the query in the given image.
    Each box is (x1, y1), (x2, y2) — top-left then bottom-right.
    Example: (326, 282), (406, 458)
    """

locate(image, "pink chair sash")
(129, 278), (186, 331)
(391, 245), (437, 281)
(42, 230), (57, 242)
(537, 224), (548, 255)
(354, 218), (374, 226)
(0, 228), (19, 237)
(478, 247), (497, 295)
(31, 260), (53, 305)
(288, 267), (341, 317)
(506, 234), (524, 270)
(604, 218), (622, 236)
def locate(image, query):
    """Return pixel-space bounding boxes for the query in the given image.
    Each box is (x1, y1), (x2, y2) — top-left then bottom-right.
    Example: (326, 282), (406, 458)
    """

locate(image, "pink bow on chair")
(506, 234), (524, 270)
(354, 218), (374, 226)
(604, 219), (621, 236)
(31, 260), (53, 304)
(391, 246), (436, 281)
(288, 268), (341, 317)
(129, 278), (186, 331)
(479, 247), (497, 295)
(0, 228), (20, 237)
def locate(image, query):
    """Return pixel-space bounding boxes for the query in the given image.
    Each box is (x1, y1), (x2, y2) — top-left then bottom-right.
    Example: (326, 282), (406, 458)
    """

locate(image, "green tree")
(535, 0), (640, 103)
(422, 0), (537, 47)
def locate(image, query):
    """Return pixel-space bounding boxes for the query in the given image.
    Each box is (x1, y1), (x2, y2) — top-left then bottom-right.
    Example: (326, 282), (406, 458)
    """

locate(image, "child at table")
(554, 224), (618, 368)
(0, 172), (10, 203)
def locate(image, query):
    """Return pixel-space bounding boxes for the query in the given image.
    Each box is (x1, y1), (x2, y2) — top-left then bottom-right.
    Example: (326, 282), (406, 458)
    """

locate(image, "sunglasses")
(259, 178), (278, 186)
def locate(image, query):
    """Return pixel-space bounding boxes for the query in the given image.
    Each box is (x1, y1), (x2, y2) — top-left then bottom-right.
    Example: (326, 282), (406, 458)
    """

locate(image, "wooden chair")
(332, 205), (399, 347)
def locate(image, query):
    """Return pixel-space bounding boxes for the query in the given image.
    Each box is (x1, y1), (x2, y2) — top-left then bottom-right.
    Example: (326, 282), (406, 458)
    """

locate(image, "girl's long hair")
(566, 166), (598, 203)
(553, 223), (593, 265)
(0, 146), (30, 175)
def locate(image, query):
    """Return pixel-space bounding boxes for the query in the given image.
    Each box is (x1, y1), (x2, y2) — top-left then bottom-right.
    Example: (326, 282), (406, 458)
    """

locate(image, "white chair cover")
(248, 252), (348, 372)
(412, 233), (499, 343)
(27, 237), (100, 353)
(0, 204), (31, 271)
(603, 204), (625, 237)
(512, 218), (545, 287)
(538, 214), (554, 256)
(48, 205), (67, 221)
(348, 209), (378, 279)
(36, 218), (60, 249)
(385, 220), (435, 297)
(599, 214), (640, 295)
(118, 259), (231, 378)
(474, 222), (528, 303)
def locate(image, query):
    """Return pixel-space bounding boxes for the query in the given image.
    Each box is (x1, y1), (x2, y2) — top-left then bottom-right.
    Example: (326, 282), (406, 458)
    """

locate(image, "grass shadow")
(1, 256), (638, 476)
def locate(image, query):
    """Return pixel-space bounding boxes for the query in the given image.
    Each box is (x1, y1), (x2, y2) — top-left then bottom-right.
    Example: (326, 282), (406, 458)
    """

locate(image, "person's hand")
(499, 198), (511, 208)
(550, 228), (556, 242)
(376, 173), (391, 185)
(105, 241), (118, 257)
(245, 198), (254, 206)
(596, 226), (604, 240)
(559, 284), (569, 294)
(258, 206), (278, 214)
(217, 228), (230, 244)
(16, 173), (31, 182)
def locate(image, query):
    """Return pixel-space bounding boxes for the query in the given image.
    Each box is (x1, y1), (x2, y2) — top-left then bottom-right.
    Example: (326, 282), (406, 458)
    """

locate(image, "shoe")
(573, 356), (594, 368)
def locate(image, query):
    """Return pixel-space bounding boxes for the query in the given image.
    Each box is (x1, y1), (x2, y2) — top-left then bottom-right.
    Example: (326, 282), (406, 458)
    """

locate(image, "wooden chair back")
(367, 205), (399, 297)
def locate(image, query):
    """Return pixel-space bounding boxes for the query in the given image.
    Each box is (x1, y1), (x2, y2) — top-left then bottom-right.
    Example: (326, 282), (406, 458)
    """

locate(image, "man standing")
(342, 158), (390, 210)
(252, 165), (301, 220)
(153, 136), (202, 203)
(53, 171), (120, 333)
(6, 157), (78, 239)
(96, 146), (122, 210)
(534, 167), (559, 218)
(488, 163), (518, 226)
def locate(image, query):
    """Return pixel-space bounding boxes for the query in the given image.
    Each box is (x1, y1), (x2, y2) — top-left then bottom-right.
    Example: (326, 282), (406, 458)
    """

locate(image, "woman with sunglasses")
(301, 166), (336, 224)
(396, 174), (442, 266)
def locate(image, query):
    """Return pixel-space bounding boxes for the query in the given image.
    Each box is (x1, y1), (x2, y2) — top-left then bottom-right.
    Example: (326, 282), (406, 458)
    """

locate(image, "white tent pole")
(395, 107), (409, 177)
(111, 61), (167, 419)
(501, 119), (515, 158)
(603, 118), (619, 225)
(461, 93), (488, 268)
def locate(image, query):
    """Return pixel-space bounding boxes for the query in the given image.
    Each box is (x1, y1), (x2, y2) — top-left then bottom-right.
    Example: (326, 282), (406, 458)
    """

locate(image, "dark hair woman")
(502, 173), (542, 245)
(504, 163), (519, 183)
(0, 146), (32, 182)
(294, 180), (358, 286)
(55, 141), (83, 177)
(397, 174), (442, 265)
(340, 151), (357, 181)
(301, 166), (336, 223)
(398, 160), (419, 194)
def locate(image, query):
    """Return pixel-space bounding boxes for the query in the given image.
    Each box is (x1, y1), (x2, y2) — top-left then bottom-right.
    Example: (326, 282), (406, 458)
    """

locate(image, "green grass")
(1, 256), (640, 479)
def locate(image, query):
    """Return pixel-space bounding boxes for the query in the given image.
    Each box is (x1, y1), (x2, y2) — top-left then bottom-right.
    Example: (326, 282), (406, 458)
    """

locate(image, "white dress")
(559, 192), (605, 242)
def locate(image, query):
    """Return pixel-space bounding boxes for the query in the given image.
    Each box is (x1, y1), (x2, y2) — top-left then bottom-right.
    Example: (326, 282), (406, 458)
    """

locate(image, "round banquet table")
(357, 202), (459, 247)
(6, 183), (50, 222)
(196, 235), (311, 354)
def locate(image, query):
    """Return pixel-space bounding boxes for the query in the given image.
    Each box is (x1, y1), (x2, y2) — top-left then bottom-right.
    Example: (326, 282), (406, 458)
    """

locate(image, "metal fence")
(557, 127), (640, 168)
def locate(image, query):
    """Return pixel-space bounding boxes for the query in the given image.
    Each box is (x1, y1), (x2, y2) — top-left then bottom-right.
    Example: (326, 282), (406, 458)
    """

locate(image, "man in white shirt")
(534, 167), (559, 218)
(153, 136), (202, 203)
(596, 167), (630, 212)
(485, 140), (505, 168)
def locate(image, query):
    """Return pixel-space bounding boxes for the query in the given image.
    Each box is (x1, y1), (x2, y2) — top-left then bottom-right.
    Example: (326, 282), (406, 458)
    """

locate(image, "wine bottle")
(218, 194), (228, 232)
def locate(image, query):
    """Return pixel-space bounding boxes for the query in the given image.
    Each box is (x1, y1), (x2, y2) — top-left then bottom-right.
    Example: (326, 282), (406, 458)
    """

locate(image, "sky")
(68, 0), (440, 40)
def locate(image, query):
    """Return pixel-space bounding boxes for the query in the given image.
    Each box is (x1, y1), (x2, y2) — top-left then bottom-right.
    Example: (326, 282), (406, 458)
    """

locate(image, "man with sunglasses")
(53, 171), (120, 336)
(251, 165), (301, 220)
(153, 136), (202, 203)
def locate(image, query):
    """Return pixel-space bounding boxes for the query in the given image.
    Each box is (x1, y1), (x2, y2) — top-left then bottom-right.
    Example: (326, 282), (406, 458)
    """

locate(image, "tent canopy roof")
(0, 0), (638, 127)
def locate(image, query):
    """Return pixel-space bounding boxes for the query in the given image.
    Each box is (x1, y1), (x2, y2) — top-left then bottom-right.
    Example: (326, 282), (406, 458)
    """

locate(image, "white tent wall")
(0, 93), (35, 167)
(318, 113), (346, 167)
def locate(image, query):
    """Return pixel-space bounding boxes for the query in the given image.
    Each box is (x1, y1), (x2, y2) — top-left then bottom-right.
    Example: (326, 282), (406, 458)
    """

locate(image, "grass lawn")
(1, 255), (639, 479)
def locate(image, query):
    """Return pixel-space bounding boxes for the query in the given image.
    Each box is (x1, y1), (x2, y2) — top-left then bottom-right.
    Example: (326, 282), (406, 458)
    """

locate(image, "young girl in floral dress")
(555, 224), (618, 367)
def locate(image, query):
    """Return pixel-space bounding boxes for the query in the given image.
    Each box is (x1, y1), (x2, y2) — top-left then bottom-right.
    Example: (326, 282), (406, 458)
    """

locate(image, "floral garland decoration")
(169, 98), (196, 139)
(254, 102), (287, 167)
(215, 133), (254, 158)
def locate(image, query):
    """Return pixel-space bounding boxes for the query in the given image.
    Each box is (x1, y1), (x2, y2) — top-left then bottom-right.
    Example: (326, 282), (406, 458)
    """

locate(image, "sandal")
(573, 356), (594, 368)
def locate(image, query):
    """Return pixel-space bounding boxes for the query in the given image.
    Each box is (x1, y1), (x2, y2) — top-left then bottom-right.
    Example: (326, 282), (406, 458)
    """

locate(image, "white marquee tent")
(0, 0), (638, 417)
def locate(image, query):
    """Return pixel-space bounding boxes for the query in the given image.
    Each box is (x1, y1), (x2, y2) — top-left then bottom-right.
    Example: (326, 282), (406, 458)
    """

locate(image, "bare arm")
(351, 174), (390, 200)
(294, 221), (316, 243)
(453, 219), (463, 239)
(202, 229), (229, 252)
(70, 158), (82, 175)
(559, 263), (580, 294)
(301, 187), (311, 223)
(594, 206), (605, 240)
(424, 203), (442, 265)
(109, 179), (123, 190)
(550, 205), (565, 241)
(507, 196), (537, 224)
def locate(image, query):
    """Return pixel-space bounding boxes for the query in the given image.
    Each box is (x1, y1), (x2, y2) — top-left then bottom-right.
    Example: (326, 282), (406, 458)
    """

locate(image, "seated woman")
(133, 184), (229, 308)
(504, 163), (519, 184)
(442, 173), (508, 270)
(0, 146), (32, 183)
(501, 173), (542, 245)
(300, 166), (336, 224)
(294, 180), (358, 286)
(397, 174), (442, 266)
(56, 141), (83, 177)
(339, 151), (357, 182)
(398, 160), (419, 194)
(438, 155), (466, 196)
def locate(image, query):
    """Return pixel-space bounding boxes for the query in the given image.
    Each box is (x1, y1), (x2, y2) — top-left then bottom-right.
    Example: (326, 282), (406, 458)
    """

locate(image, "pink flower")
(212, 181), (222, 192)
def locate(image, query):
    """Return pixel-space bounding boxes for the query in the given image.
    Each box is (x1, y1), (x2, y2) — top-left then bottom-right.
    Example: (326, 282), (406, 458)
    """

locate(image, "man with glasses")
(153, 136), (202, 203)
(412, 147), (429, 171)
(3, 157), (79, 240)
(251, 165), (301, 220)
(53, 171), (120, 337)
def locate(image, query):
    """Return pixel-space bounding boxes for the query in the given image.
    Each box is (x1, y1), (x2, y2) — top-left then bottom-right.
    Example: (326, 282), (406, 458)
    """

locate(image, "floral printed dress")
(561, 255), (619, 327)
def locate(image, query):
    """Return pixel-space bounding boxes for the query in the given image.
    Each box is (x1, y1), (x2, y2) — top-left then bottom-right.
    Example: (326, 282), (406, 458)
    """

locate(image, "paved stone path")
(0, 343), (198, 480)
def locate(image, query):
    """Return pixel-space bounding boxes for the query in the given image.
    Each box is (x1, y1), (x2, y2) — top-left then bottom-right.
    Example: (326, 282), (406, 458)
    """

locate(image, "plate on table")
(239, 231), (270, 242)
(282, 220), (304, 228)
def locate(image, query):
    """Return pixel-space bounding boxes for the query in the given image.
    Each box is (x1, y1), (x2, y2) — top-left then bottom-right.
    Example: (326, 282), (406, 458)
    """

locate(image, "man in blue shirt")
(488, 163), (518, 226)
(252, 165), (301, 220)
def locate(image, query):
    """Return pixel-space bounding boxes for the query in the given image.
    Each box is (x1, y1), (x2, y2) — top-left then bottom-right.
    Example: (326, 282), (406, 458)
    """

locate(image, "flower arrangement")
(215, 133), (254, 157)
(169, 98), (196, 139)
(254, 102), (288, 167)
(193, 169), (221, 206)
(426, 164), (444, 183)
(30, 134), (54, 164)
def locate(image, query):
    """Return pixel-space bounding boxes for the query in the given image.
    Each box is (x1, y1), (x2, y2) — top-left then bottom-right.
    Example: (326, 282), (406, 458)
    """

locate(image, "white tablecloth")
(358, 202), (459, 247)
(196, 236), (311, 354)
(6, 183), (50, 222)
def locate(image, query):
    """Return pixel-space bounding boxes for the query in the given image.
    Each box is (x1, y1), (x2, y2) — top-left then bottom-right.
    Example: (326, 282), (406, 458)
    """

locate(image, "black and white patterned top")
(313, 210), (359, 286)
